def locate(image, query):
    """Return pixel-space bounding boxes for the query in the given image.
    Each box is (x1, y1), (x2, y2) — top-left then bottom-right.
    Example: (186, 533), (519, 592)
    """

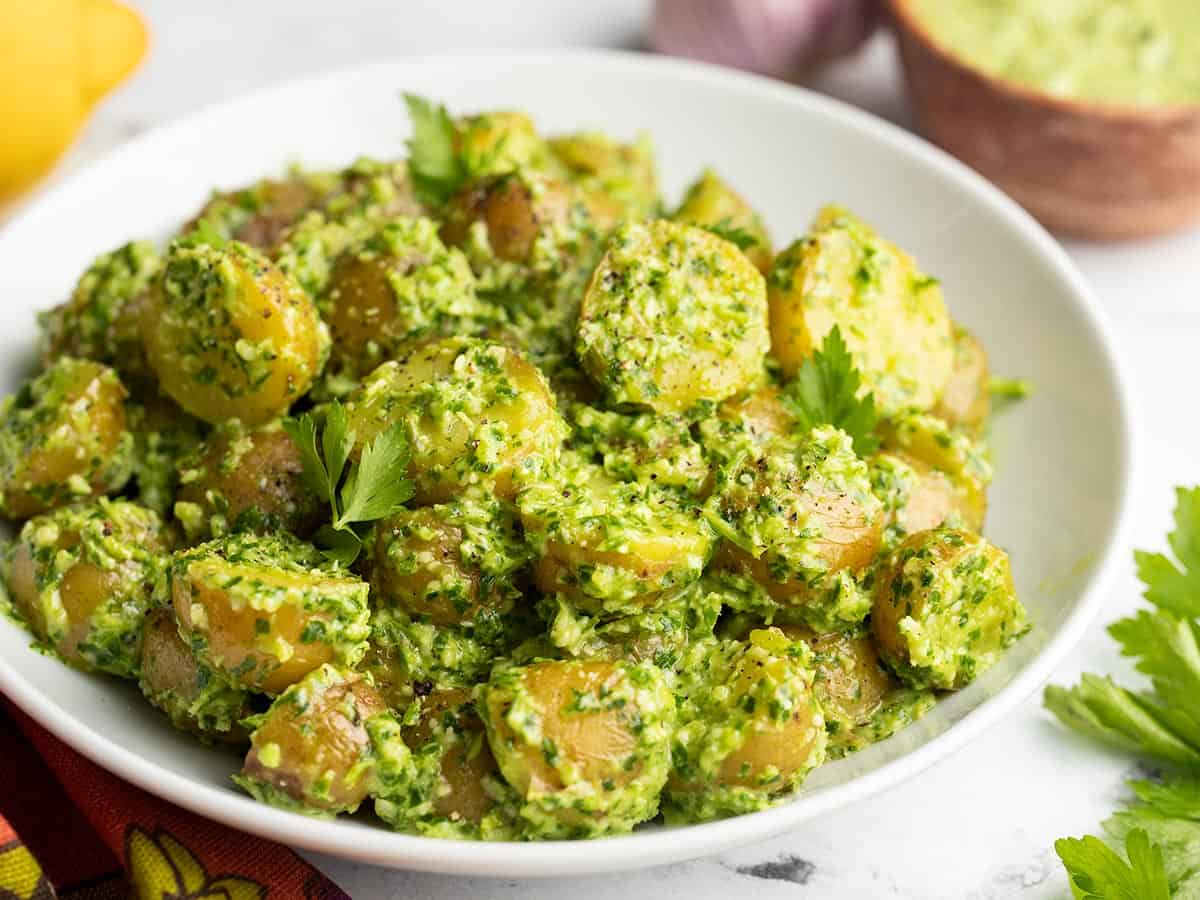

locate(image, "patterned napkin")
(0, 700), (349, 900)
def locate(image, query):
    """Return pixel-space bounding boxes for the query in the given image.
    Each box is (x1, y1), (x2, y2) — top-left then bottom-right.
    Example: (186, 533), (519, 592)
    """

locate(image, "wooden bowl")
(886, 0), (1200, 240)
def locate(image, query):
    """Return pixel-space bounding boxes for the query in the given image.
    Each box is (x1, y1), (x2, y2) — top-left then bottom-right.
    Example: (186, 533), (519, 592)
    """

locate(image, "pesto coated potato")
(375, 687), (502, 836)
(548, 131), (659, 227)
(345, 337), (567, 503)
(933, 325), (991, 433)
(323, 217), (492, 379)
(667, 629), (825, 822)
(0, 357), (133, 519)
(38, 241), (161, 385)
(441, 171), (575, 264)
(189, 176), (328, 251)
(237, 665), (402, 814)
(872, 527), (1026, 690)
(567, 403), (709, 494)
(139, 607), (251, 743)
(367, 491), (529, 627)
(518, 456), (715, 614)
(706, 427), (883, 630)
(7, 499), (165, 677)
(174, 419), (322, 542)
(127, 391), (204, 516)
(577, 220), (770, 413)
(481, 658), (675, 838)
(454, 111), (549, 177)
(768, 206), (954, 416)
(170, 532), (371, 694)
(142, 240), (330, 426)
(673, 168), (772, 273)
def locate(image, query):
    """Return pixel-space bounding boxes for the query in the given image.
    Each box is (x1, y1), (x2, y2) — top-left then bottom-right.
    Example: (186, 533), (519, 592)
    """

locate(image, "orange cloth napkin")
(0, 699), (350, 899)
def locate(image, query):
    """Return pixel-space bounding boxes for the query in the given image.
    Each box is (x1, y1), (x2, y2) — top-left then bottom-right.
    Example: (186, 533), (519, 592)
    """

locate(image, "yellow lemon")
(0, 0), (147, 201)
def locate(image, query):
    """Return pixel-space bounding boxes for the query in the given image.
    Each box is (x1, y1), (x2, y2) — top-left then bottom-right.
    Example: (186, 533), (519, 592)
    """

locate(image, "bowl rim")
(0, 47), (1137, 878)
(885, 0), (1200, 121)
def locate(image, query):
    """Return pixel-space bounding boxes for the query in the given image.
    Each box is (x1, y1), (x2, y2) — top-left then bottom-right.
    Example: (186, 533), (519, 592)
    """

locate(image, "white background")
(21, 1), (1200, 896)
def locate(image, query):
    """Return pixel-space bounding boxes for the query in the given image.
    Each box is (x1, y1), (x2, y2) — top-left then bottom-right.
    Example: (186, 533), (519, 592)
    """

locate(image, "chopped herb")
(403, 94), (467, 207)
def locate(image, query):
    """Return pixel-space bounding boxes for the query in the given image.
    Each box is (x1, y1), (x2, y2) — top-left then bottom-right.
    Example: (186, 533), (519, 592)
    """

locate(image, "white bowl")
(0, 49), (1133, 877)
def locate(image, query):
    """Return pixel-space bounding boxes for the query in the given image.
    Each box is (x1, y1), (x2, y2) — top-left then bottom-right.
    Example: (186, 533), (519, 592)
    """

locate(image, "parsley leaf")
(1056, 830), (1171, 900)
(699, 218), (759, 251)
(403, 93), (467, 207)
(1136, 487), (1200, 619)
(783, 325), (879, 456)
(282, 401), (413, 564)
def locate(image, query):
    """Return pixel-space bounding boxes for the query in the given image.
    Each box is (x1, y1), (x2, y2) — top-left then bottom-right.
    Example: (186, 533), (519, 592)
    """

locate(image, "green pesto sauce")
(666, 629), (826, 823)
(911, 0), (1200, 106)
(577, 219), (769, 414)
(5, 498), (165, 678)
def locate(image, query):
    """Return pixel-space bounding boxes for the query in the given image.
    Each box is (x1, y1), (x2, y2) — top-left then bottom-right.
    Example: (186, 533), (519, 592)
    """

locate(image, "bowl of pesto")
(888, 0), (1200, 240)
(0, 50), (1132, 875)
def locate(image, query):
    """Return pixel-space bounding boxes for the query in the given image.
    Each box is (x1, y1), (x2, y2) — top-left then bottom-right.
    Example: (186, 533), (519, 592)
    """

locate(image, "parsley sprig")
(1046, 486), (1200, 896)
(282, 401), (413, 565)
(783, 325), (879, 456)
(403, 93), (468, 207)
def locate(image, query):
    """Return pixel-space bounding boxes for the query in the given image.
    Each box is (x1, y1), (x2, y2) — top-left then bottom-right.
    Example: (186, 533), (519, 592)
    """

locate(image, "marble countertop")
(34, 1), (1200, 896)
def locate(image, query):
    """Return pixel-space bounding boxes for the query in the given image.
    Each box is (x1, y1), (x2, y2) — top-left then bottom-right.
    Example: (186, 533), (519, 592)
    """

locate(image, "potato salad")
(0, 96), (1027, 840)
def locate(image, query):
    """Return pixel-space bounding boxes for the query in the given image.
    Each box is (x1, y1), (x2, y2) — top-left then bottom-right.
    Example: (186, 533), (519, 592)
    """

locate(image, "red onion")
(651, 0), (880, 80)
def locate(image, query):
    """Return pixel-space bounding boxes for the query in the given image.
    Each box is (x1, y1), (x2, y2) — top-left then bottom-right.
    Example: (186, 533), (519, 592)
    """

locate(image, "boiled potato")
(768, 206), (954, 416)
(367, 490), (529, 627)
(6, 499), (165, 677)
(455, 110), (549, 177)
(142, 240), (329, 426)
(548, 131), (658, 226)
(577, 220), (769, 413)
(667, 629), (825, 822)
(933, 325), (990, 433)
(706, 427), (882, 630)
(673, 169), (772, 273)
(323, 217), (491, 378)
(481, 658), (674, 838)
(345, 337), (566, 503)
(879, 412), (990, 531)
(0, 358), (133, 519)
(375, 687), (501, 835)
(188, 175), (328, 251)
(174, 419), (322, 542)
(869, 449), (985, 549)
(872, 527), (1026, 690)
(38, 241), (161, 386)
(567, 403), (709, 494)
(441, 171), (574, 264)
(518, 455), (714, 614)
(237, 664), (401, 814)
(170, 532), (370, 694)
(138, 607), (251, 743)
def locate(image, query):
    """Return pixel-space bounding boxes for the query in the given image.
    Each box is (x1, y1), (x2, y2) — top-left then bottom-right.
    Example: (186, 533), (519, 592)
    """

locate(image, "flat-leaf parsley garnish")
(784, 325), (879, 456)
(283, 400), (413, 564)
(403, 93), (467, 207)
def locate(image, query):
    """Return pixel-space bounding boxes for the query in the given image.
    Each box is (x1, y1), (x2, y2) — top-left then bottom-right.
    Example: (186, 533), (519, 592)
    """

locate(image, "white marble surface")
(28, 1), (1200, 896)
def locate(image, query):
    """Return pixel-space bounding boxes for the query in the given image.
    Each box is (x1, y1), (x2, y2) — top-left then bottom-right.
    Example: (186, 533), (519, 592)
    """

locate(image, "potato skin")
(933, 325), (991, 433)
(577, 220), (769, 414)
(401, 687), (499, 827)
(7, 499), (165, 677)
(0, 358), (133, 519)
(667, 629), (825, 822)
(767, 206), (954, 416)
(872, 528), (1026, 690)
(238, 665), (388, 813)
(441, 172), (573, 264)
(367, 494), (527, 627)
(481, 658), (675, 838)
(346, 337), (566, 504)
(170, 532), (371, 694)
(174, 419), (322, 542)
(673, 168), (772, 273)
(138, 607), (251, 743)
(142, 240), (329, 426)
